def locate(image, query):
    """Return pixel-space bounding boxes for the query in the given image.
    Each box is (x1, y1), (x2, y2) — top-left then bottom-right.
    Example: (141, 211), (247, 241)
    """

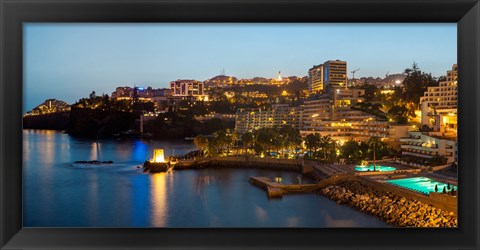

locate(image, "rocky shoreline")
(320, 181), (457, 227)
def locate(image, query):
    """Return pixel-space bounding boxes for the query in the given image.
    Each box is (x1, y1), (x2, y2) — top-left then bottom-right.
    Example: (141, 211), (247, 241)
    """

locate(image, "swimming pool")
(355, 165), (397, 172)
(385, 177), (457, 195)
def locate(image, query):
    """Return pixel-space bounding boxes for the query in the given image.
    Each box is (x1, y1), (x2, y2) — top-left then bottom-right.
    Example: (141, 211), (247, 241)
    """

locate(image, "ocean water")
(23, 129), (389, 228)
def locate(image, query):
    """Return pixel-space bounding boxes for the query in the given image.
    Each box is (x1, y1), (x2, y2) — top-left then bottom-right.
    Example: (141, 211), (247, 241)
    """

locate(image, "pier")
(249, 176), (321, 199)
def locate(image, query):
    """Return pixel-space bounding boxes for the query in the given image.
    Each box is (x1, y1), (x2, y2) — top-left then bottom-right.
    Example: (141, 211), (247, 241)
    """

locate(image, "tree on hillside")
(388, 104), (415, 124)
(401, 62), (438, 105)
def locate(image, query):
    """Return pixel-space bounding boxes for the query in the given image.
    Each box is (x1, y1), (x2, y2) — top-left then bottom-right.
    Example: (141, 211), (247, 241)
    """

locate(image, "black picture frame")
(1, 0), (479, 249)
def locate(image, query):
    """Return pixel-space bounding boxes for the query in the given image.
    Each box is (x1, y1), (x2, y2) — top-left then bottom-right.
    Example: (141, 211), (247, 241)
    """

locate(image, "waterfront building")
(299, 87), (412, 144)
(420, 64), (457, 135)
(234, 104), (297, 134)
(400, 131), (457, 164)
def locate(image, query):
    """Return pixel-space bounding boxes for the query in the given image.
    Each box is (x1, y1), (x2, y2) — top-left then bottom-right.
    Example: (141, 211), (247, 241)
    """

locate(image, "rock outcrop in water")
(143, 161), (170, 173)
(320, 181), (457, 227)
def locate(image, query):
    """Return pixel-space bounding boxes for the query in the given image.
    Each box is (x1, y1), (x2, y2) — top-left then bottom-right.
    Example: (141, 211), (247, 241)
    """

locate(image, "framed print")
(1, 0), (479, 249)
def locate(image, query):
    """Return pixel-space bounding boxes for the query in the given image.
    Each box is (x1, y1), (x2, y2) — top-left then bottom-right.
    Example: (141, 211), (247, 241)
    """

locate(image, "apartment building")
(234, 104), (297, 134)
(323, 60), (348, 89)
(298, 87), (412, 143)
(420, 64), (458, 134)
(170, 79), (207, 100)
(308, 64), (324, 93)
(400, 131), (457, 164)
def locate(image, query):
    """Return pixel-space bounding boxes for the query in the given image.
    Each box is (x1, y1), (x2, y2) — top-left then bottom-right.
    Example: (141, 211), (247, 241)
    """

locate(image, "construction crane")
(351, 68), (360, 80)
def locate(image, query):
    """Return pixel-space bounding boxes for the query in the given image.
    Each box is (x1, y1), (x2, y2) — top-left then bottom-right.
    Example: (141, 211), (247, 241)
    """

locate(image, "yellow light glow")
(152, 149), (165, 163)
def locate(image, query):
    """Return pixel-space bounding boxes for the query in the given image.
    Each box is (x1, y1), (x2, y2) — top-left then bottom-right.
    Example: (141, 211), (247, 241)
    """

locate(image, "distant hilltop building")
(111, 86), (174, 111)
(25, 99), (70, 116)
(111, 86), (171, 100)
(170, 79), (207, 101)
(204, 75), (238, 88)
(205, 73), (300, 87)
(308, 60), (347, 93)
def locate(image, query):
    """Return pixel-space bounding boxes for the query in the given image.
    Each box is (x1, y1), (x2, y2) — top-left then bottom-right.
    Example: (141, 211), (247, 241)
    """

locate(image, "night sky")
(24, 23), (456, 112)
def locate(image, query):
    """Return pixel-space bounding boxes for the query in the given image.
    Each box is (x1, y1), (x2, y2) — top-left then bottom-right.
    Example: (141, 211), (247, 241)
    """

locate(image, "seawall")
(175, 156), (302, 172)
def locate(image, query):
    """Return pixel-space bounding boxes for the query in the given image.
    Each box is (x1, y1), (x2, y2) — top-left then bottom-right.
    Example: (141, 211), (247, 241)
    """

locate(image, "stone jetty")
(320, 181), (457, 227)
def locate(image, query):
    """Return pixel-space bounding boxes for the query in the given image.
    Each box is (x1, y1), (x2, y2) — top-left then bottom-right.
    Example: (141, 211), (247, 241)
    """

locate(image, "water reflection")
(255, 206), (268, 222)
(23, 130), (389, 228)
(87, 172), (99, 225)
(90, 142), (99, 160)
(195, 175), (216, 196)
(324, 213), (359, 227)
(150, 173), (168, 227)
(286, 217), (300, 227)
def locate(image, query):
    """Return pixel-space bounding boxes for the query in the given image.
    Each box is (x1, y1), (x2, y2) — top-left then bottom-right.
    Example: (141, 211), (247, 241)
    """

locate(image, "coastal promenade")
(249, 176), (320, 198)
(170, 155), (457, 226)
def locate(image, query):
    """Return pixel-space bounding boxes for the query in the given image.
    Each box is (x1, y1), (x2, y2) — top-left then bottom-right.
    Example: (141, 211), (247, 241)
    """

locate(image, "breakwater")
(320, 181), (457, 227)
(249, 176), (320, 198)
(175, 156), (302, 172)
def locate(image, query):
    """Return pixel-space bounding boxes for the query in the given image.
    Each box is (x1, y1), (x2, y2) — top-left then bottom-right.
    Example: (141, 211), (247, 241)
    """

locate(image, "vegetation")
(398, 62), (439, 106)
(368, 137), (383, 171)
(304, 133), (337, 162)
(339, 138), (392, 164)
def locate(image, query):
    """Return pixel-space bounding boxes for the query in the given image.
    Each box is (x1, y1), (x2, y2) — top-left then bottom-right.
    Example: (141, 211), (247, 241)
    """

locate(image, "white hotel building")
(420, 64), (458, 135)
(299, 87), (412, 144)
(400, 131), (457, 164)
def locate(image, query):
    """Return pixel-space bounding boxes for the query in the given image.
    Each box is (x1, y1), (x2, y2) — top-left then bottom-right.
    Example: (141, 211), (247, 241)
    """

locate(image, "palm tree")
(319, 136), (333, 160)
(193, 135), (209, 157)
(213, 130), (228, 156)
(241, 132), (254, 154)
(304, 133), (321, 158)
(368, 136), (382, 171)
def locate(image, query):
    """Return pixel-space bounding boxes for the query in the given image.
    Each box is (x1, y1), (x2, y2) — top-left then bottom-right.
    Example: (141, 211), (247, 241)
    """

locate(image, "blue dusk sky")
(24, 23), (456, 112)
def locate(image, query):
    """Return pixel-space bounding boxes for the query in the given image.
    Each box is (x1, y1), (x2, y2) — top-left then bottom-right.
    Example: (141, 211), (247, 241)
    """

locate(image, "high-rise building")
(420, 64), (457, 134)
(308, 60), (347, 93)
(323, 60), (348, 89)
(308, 64), (324, 93)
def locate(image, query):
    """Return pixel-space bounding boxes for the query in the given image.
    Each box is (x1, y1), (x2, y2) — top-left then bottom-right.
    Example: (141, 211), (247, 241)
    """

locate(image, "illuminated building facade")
(308, 64), (324, 93)
(400, 131), (457, 164)
(170, 80), (204, 96)
(299, 88), (394, 141)
(323, 60), (348, 89)
(234, 104), (297, 134)
(420, 64), (457, 134)
(308, 60), (348, 93)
